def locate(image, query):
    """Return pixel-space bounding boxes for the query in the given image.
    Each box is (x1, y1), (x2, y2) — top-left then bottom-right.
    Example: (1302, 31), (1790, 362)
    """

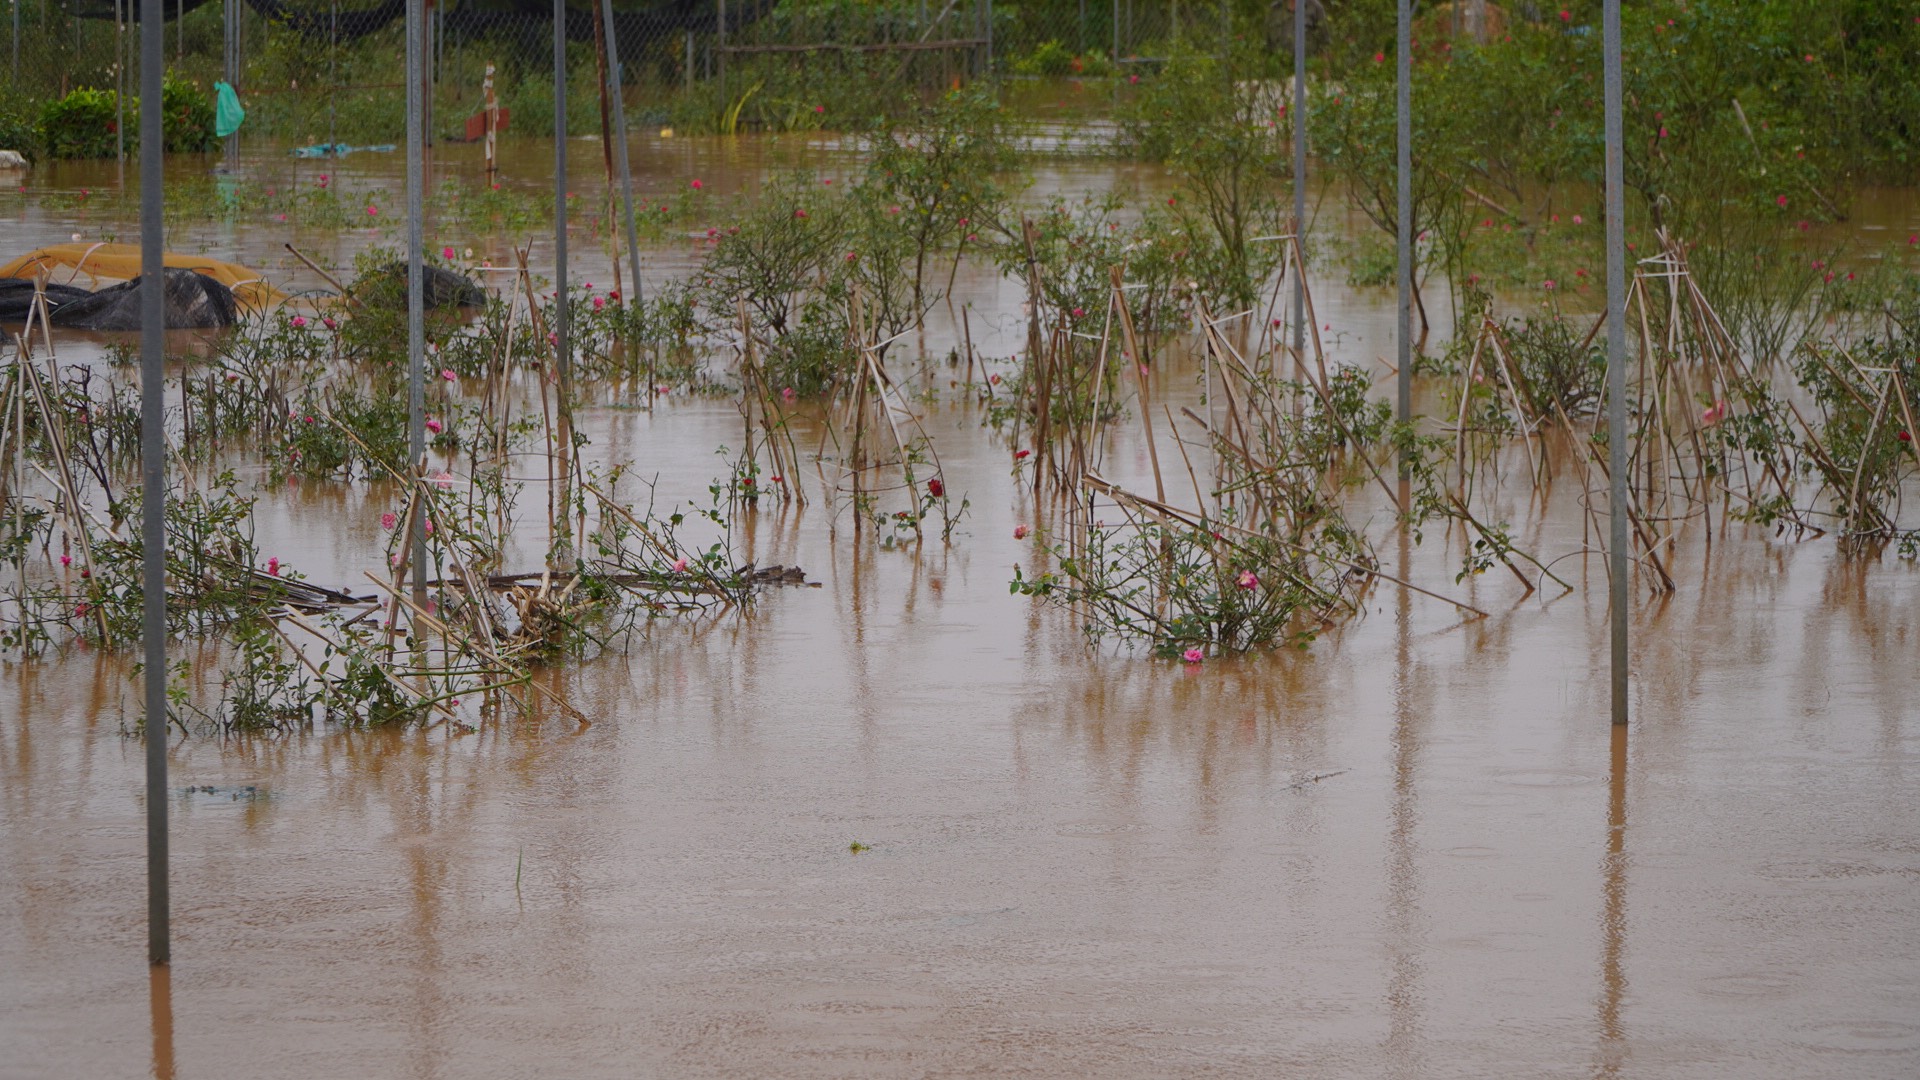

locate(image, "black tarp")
(29, 270), (242, 331)
(0, 280), (99, 324)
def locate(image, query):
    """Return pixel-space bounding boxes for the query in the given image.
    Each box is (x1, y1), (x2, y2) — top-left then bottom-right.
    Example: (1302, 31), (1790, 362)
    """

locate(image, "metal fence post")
(1291, 0), (1305, 386)
(554, 0), (569, 374)
(222, 0), (239, 164)
(138, 0), (168, 970)
(406, 0), (426, 608)
(423, 0), (435, 146)
(1603, 0), (1629, 726)
(601, 0), (643, 307)
(116, 0), (128, 180)
(1394, 0), (1411, 482)
(985, 0), (993, 73)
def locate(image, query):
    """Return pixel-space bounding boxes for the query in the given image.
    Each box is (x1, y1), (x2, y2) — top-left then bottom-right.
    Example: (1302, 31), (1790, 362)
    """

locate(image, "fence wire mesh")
(2, 0), (1298, 155)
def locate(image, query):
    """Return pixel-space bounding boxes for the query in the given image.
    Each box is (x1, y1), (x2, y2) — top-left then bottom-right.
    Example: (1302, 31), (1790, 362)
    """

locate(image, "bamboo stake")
(1111, 268), (1167, 505)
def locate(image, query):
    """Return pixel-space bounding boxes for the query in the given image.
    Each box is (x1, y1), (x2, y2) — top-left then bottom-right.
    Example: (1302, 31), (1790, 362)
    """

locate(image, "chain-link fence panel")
(0, 0), (1292, 160)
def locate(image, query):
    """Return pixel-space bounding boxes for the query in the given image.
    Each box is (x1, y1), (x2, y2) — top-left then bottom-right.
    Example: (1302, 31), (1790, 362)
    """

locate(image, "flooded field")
(1, 136), (1918, 1078)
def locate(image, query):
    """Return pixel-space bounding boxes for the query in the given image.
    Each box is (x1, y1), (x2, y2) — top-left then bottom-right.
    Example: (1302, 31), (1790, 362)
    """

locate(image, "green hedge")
(36, 75), (219, 159)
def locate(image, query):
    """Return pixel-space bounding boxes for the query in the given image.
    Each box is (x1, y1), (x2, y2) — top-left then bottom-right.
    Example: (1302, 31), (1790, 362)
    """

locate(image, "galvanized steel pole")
(139, 0), (168, 968)
(1290, 0), (1305, 377)
(600, 0), (644, 307)
(1394, 0), (1411, 481)
(407, 0), (427, 608)
(554, 0), (569, 380)
(223, 0), (238, 166)
(1603, 0), (1629, 725)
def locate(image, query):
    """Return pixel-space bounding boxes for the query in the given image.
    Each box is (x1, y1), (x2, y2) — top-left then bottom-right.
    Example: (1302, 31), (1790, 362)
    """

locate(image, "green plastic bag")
(214, 82), (245, 139)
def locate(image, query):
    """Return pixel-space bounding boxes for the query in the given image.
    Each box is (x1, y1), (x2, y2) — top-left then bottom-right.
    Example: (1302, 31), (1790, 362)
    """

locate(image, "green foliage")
(1309, 55), (1467, 317)
(1317, 1), (1913, 179)
(1502, 312), (1607, 420)
(231, 20), (419, 143)
(863, 89), (1022, 313)
(0, 473), (283, 648)
(667, 54), (893, 137)
(553, 280), (714, 390)
(1310, 2), (1914, 317)
(34, 75), (218, 159)
(575, 468), (758, 631)
(1011, 513), (1356, 656)
(161, 74), (219, 153)
(210, 619), (322, 732)
(1792, 334), (1920, 535)
(38, 88), (121, 159)
(281, 390), (412, 479)
(1011, 41), (1112, 77)
(702, 177), (836, 336)
(1117, 44), (1291, 309)
(997, 194), (1189, 338)
(0, 86), (39, 160)
(1015, 40), (1077, 76)
(694, 130), (1016, 394)
(1312, 365), (1395, 457)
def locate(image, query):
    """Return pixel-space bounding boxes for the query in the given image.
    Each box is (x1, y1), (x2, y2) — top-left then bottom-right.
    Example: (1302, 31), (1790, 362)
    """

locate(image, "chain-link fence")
(0, 0), (1299, 156)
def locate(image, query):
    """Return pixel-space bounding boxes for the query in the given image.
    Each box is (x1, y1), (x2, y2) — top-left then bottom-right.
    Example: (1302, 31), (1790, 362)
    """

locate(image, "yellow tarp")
(0, 243), (285, 311)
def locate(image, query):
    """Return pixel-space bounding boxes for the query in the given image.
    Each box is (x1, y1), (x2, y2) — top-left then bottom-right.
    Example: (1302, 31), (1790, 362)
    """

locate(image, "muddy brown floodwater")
(2, 137), (1918, 1078)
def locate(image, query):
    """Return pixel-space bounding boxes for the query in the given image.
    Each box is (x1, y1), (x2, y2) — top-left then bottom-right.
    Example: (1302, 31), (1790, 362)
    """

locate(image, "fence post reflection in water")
(1385, 506), (1426, 1074)
(148, 963), (176, 1080)
(1595, 722), (1631, 1075)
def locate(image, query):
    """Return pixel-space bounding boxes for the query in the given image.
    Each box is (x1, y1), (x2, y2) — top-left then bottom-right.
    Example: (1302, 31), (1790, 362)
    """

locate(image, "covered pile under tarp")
(0, 270), (242, 330)
(352, 262), (487, 310)
(0, 280), (98, 323)
(0, 243), (284, 312)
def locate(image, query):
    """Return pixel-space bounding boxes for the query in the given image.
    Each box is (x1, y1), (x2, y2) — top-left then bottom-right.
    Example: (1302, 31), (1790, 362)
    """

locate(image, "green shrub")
(0, 84), (38, 160)
(39, 88), (121, 159)
(36, 75), (218, 159)
(0, 111), (36, 160)
(1013, 40), (1076, 76)
(1117, 44), (1292, 309)
(161, 74), (218, 153)
(1011, 41), (1113, 78)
